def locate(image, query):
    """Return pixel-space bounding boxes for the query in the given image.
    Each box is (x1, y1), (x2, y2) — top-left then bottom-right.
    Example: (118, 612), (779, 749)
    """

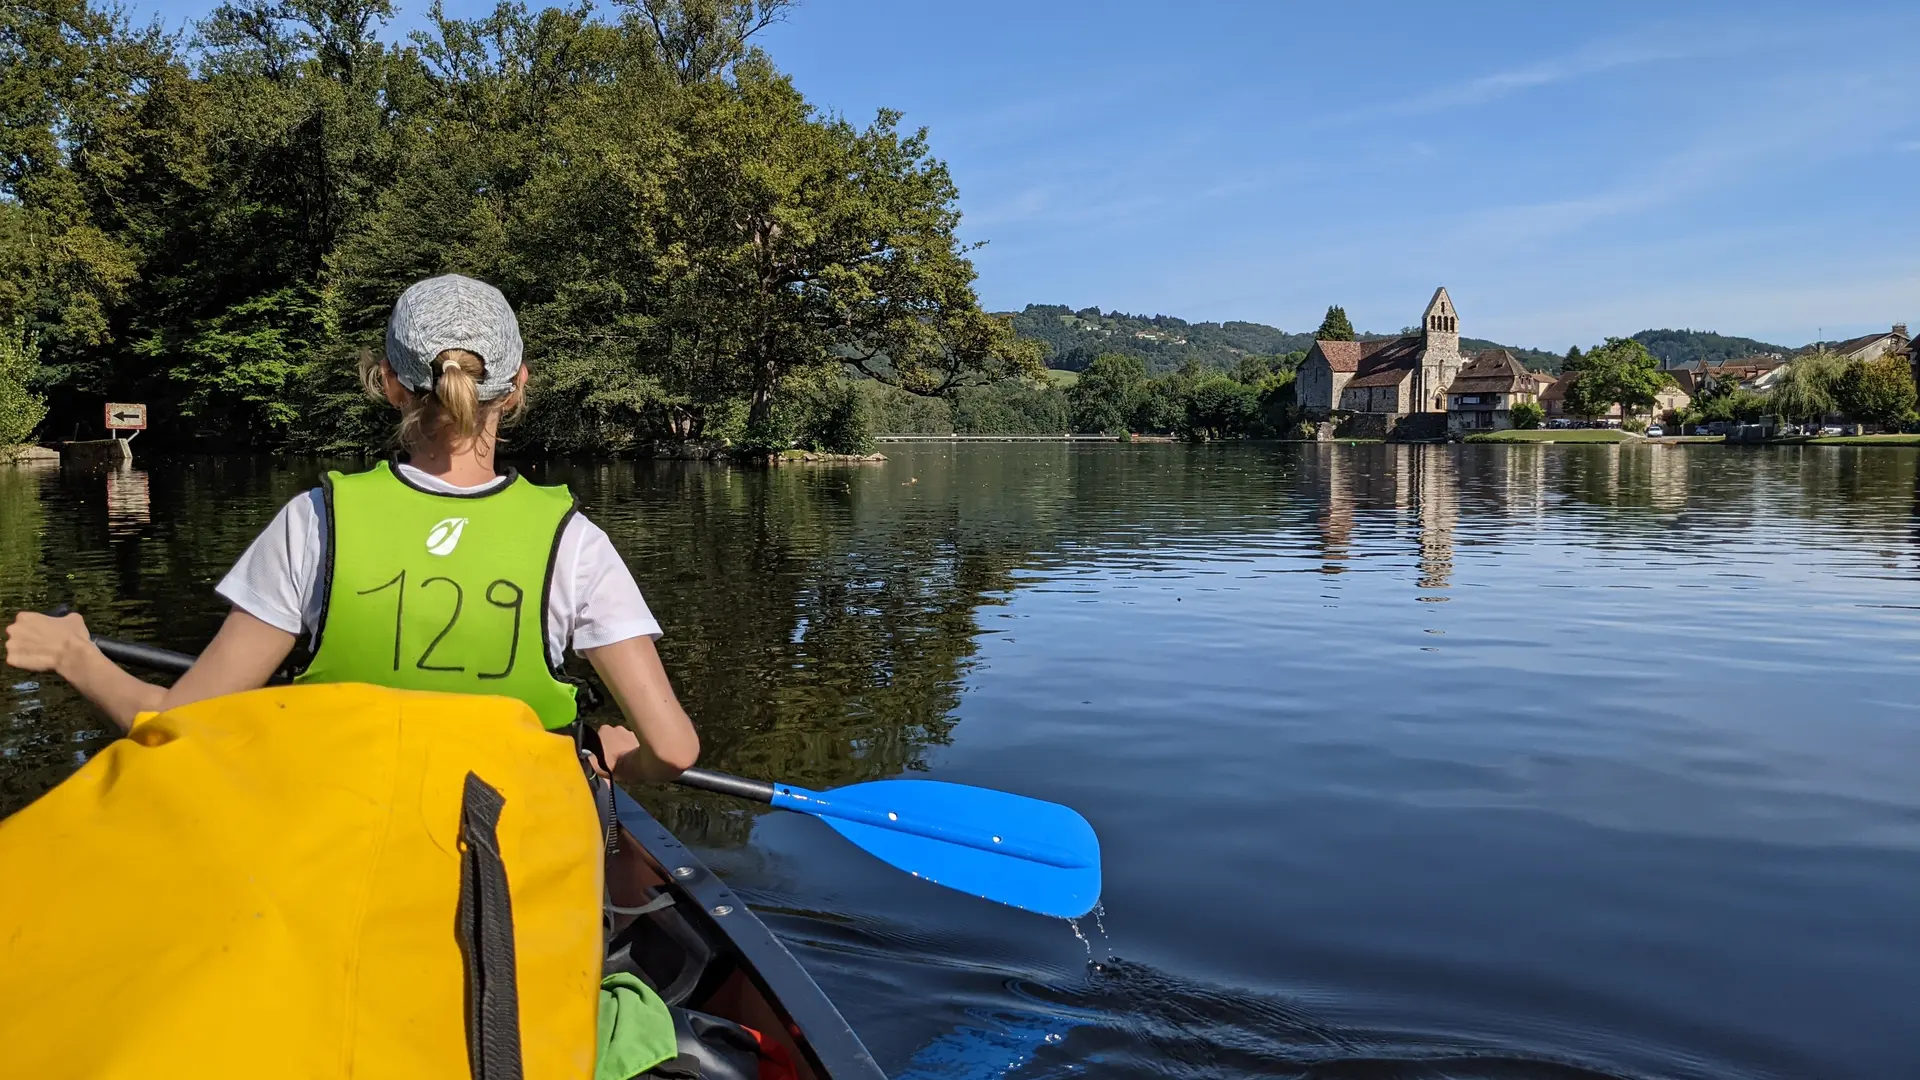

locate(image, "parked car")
(1645, 425), (1664, 437)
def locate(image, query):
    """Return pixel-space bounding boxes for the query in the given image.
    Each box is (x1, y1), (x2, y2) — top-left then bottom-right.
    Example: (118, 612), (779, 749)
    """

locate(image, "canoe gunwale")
(612, 787), (888, 1080)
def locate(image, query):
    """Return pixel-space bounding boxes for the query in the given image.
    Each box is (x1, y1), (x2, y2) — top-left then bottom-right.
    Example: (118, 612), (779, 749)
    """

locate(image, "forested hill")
(1009, 304), (1564, 373)
(1007, 305), (1314, 373)
(1631, 329), (1793, 368)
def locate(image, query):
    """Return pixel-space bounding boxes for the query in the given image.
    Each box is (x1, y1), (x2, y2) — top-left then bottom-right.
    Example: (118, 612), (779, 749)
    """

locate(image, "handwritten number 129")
(356, 570), (525, 678)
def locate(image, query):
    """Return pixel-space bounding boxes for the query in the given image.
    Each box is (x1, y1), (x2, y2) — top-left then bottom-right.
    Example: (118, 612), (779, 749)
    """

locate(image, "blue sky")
(129, 0), (1920, 350)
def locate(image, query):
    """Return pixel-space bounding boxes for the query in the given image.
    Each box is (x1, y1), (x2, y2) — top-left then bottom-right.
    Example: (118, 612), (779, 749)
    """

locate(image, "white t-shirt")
(217, 463), (660, 667)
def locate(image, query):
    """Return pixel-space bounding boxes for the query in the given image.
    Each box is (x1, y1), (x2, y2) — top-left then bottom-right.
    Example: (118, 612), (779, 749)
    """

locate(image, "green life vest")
(296, 461), (580, 729)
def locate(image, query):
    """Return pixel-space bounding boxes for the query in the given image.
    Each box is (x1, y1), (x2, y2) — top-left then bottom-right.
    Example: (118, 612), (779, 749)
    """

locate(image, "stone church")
(1294, 287), (1465, 416)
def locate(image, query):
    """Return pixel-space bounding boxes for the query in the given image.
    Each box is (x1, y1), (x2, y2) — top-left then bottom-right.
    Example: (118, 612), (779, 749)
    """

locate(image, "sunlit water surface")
(4, 443), (1916, 1079)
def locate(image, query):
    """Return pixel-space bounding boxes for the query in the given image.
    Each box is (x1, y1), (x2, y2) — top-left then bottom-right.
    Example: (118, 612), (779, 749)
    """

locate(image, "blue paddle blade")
(771, 779), (1101, 919)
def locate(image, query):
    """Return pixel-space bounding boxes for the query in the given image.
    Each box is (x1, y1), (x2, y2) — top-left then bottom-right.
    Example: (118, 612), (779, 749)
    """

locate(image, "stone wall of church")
(1296, 355), (1336, 413)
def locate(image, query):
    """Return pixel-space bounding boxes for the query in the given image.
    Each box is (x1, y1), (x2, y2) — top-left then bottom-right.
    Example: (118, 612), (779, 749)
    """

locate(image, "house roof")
(1314, 340), (1366, 372)
(1313, 337), (1402, 373)
(1346, 364), (1414, 388)
(1340, 335), (1424, 388)
(1669, 354), (1785, 374)
(1445, 349), (1533, 395)
(1540, 370), (1580, 403)
(1830, 331), (1889, 356)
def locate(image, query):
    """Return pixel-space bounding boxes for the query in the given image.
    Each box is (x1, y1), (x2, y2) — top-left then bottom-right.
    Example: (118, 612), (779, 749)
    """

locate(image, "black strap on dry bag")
(458, 772), (524, 1080)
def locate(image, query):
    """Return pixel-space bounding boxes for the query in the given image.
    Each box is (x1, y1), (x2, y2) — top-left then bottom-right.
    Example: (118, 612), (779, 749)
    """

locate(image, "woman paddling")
(4, 274), (698, 784)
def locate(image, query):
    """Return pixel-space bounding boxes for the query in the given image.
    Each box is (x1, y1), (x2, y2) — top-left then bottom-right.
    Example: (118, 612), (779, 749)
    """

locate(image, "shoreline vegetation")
(3, 2), (1912, 462)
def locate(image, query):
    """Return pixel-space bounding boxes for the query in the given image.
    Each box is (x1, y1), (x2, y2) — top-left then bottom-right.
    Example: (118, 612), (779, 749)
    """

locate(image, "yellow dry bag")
(0, 682), (605, 1080)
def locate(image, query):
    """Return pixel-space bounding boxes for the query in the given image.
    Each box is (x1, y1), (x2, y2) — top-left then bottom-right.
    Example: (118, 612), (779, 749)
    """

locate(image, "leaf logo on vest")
(425, 517), (471, 557)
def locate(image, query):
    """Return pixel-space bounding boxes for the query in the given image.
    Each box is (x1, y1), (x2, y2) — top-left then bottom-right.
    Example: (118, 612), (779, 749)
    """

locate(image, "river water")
(4, 443), (1916, 1079)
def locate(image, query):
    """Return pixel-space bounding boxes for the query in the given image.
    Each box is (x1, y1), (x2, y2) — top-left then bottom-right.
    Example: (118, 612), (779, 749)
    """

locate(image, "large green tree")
(1835, 353), (1916, 429)
(2, 0), (1030, 453)
(1181, 374), (1258, 440)
(1066, 352), (1146, 433)
(1564, 337), (1670, 420)
(0, 0), (190, 382)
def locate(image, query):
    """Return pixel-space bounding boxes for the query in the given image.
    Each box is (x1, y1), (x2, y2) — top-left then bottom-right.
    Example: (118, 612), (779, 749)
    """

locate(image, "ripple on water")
(6, 445), (1920, 1079)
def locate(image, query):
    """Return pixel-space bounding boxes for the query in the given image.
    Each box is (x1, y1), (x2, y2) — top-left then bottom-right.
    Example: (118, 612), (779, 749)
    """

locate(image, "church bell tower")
(1419, 287), (1462, 413)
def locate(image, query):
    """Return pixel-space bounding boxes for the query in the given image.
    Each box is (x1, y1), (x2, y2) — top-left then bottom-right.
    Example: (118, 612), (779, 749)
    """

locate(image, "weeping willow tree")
(1769, 350), (1845, 425)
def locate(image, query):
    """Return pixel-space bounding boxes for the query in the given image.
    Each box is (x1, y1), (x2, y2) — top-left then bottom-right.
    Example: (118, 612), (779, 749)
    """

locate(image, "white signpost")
(104, 402), (147, 442)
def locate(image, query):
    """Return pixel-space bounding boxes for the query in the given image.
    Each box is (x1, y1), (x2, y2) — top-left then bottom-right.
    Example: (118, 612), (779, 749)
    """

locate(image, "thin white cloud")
(1325, 15), (1894, 125)
(1381, 41), (1713, 117)
(1327, 33), (1740, 125)
(1450, 68), (1911, 250)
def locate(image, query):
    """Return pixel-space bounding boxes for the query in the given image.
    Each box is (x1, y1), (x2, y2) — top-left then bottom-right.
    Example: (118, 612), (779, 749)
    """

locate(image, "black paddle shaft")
(674, 768), (776, 803)
(78, 627), (780, 804)
(92, 637), (194, 675)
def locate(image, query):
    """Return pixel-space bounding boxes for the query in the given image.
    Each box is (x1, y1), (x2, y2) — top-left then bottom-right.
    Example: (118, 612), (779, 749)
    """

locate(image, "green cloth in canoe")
(596, 972), (679, 1080)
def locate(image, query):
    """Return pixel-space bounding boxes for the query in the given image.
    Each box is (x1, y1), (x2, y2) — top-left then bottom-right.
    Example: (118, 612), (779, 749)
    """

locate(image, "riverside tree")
(0, 0), (1033, 453)
(1065, 353), (1147, 434)
(1564, 337), (1669, 421)
(0, 320), (47, 444)
(1770, 350), (1844, 426)
(1835, 353), (1916, 430)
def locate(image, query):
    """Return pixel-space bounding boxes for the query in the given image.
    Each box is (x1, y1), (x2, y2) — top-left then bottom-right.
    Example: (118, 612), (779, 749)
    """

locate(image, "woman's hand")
(5, 611), (93, 675)
(5, 606), (294, 732)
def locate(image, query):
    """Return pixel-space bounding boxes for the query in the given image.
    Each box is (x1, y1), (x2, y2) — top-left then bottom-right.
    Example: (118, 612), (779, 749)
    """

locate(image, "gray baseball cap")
(384, 274), (524, 399)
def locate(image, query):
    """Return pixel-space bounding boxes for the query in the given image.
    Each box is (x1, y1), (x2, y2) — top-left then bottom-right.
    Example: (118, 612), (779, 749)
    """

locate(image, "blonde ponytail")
(361, 346), (527, 451)
(433, 351), (483, 439)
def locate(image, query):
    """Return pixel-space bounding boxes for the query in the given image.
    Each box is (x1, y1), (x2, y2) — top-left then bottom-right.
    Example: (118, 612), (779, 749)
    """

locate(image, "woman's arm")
(581, 634), (699, 784)
(4, 609), (297, 732)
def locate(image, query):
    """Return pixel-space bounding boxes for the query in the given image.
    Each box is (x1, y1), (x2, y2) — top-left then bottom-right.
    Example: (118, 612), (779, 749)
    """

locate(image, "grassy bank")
(1806, 434), (1920, 446)
(1464, 429), (1636, 444)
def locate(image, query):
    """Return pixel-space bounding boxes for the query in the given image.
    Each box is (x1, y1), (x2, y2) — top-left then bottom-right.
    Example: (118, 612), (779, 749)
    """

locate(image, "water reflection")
(105, 467), (151, 536)
(6, 445), (1920, 1079)
(10, 444), (1920, 818)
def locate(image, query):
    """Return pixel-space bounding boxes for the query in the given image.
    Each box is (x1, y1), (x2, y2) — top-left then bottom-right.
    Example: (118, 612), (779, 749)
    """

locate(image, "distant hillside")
(1006, 304), (1562, 374)
(1631, 329), (1791, 369)
(1007, 305), (1313, 373)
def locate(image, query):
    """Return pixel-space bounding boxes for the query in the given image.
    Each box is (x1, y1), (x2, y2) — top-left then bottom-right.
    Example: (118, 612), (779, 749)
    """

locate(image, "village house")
(1827, 323), (1909, 363)
(1443, 349), (1543, 434)
(1664, 354), (1787, 395)
(1540, 372), (1692, 423)
(1294, 288), (1464, 417)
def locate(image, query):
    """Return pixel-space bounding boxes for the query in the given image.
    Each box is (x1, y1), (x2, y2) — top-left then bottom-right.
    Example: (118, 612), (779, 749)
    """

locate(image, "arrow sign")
(104, 403), (147, 431)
